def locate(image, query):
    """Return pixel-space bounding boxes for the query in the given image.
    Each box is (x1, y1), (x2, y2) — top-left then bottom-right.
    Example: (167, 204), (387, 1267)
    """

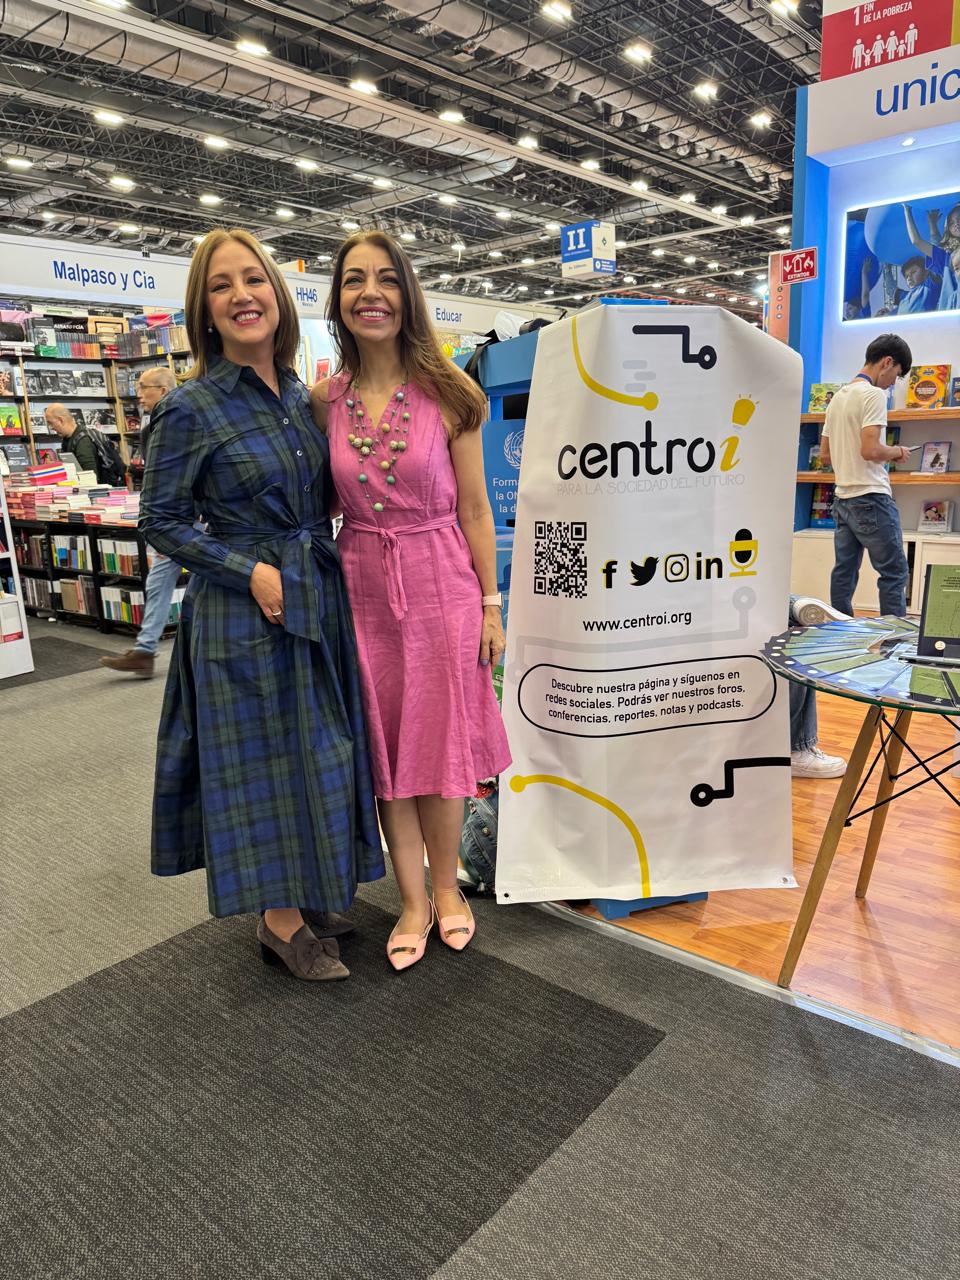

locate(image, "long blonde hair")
(326, 230), (488, 434)
(184, 228), (300, 379)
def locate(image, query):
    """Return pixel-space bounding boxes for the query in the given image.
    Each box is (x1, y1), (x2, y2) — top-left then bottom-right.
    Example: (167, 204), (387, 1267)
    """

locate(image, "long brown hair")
(326, 230), (488, 434)
(184, 228), (300, 379)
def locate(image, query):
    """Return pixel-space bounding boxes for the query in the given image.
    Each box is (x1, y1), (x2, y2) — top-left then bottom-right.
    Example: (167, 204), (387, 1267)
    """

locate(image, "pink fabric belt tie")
(343, 513), (459, 621)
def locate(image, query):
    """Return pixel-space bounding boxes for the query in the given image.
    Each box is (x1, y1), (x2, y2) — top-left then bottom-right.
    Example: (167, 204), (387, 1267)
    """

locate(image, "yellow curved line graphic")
(571, 316), (660, 410)
(509, 773), (651, 896)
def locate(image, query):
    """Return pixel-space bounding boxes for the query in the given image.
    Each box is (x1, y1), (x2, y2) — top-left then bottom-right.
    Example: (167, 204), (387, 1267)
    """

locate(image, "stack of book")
(51, 533), (92, 571)
(98, 538), (141, 576)
(55, 575), (97, 615)
(13, 529), (49, 568)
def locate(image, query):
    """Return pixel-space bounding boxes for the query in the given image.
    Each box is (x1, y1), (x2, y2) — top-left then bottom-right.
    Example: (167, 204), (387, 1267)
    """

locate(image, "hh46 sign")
(780, 248), (818, 284)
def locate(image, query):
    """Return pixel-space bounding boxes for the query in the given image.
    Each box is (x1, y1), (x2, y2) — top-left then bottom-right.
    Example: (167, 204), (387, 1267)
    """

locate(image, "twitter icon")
(630, 557), (658, 586)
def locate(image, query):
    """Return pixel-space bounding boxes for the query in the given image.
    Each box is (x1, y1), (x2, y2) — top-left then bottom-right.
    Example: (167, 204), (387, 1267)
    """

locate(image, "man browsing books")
(819, 334), (912, 617)
(44, 404), (98, 477)
(100, 367), (180, 679)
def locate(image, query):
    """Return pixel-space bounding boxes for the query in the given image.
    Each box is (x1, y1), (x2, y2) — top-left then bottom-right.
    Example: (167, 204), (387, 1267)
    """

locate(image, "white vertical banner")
(496, 303), (802, 904)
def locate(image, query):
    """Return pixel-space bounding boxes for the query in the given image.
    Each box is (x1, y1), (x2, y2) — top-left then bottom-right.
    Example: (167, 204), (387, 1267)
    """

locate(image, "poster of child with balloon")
(844, 194), (960, 321)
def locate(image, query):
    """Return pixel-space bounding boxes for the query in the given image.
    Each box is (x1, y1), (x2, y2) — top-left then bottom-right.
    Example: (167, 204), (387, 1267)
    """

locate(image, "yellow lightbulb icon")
(731, 396), (757, 427)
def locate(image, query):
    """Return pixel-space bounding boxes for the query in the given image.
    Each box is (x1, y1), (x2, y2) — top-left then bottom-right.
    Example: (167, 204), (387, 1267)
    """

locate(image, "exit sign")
(780, 247), (818, 284)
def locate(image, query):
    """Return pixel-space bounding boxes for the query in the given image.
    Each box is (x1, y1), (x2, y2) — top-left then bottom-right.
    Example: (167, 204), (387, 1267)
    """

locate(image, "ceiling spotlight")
(438, 193), (458, 205)
(694, 81), (718, 100)
(544, 221), (561, 231)
(372, 177), (394, 189)
(615, 239), (627, 249)
(711, 203), (727, 216)
(488, 249), (503, 258)
(275, 206), (295, 218)
(199, 193), (222, 206)
(756, 274), (766, 281)
(777, 225), (790, 236)
(5, 156), (33, 170)
(295, 158), (320, 172)
(41, 210), (57, 221)
(679, 192), (697, 204)
(482, 281), (493, 290)
(544, 289), (555, 296)
(451, 239), (466, 251)
(624, 41), (652, 63)
(521, 256), (536, 265)
(317, 254), (332, 262)
(439, 108), (465, 124)
(517, 285), (529, 292)
(349, 76), (379, 95)
(740, 214), (756, 226)
(631, 178), (650, 192)
(770, 0), (798, 15)
(573, 293), (585, 300)
(342, 219), (360, 230)
(706, 292), (716, 298)
(117, 223), (139, 234)
(652, 248), (665, 257)
(707, 261), (719, 270)
(541, 1), (572, 21)
(749, 110), (773, 129)
(400, 232), (416, 243)
(580, 158), (601, 171)
(204, 135), (230, 150)
(262, 245), (276, 255)
(92, 0), (128, 8)
(94, 110), (125, 126)
(901, 136), (916, 147)
(439, 272), (453, 280)
(734, 269), (744, 277)
(623, 275), (637, 284)
(683, 254), (696, 264)
(518, 134), (539, 150)
(675, 287), (688, 294)
(109, 174), (135, 190)
(236, 38), (269, 56)
(728, 296), (739, 302)
(495, 209), (512, 220)
(192, 235), (205, 244)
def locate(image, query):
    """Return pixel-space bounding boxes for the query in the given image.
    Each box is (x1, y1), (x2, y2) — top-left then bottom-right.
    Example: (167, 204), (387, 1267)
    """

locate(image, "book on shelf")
(0, 442), (30, 471)
(55, 574), (97, 616)
(100, 584), (145, 625)
(21, 575), (53, 611)
(0, 369), (14, 397)
(808, 383), (840, 412)
(0, 404), (22, 435)
(809, 482), (836, 528)
(98, 538), (141, 577)
(950, 377), (960, 408)
(51, 533), (92, 571)
(918, 500), (954, 532)
(919, 441), (951, 473)
(906, 365), (951, 410)
(884, 425), (904, 471)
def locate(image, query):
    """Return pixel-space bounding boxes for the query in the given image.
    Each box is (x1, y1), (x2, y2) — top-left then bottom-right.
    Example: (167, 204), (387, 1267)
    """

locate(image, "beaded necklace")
(345, 380), (410, 514)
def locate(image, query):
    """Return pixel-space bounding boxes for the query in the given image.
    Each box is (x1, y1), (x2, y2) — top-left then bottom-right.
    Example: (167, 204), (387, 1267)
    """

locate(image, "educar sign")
(496, 304), (801, 905)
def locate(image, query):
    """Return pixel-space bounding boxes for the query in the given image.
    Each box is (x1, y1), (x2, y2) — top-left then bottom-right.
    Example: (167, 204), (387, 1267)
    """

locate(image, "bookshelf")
(792, 404), (960, 613)
(10, 518), (186, 635)
(0, 481), (34, 679)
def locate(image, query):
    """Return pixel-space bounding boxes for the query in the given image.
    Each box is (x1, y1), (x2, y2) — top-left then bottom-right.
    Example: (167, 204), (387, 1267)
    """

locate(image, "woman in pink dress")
(311, 230), (511, 970)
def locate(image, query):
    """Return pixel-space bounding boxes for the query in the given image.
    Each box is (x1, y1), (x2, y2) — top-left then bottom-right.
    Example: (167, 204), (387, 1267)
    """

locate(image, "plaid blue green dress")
(139, 357), (384, 917)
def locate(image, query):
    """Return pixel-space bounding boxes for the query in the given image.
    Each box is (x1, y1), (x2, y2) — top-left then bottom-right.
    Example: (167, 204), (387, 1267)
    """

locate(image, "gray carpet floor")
(1, 634), (117, 688)
(2, 622), (958, 1280)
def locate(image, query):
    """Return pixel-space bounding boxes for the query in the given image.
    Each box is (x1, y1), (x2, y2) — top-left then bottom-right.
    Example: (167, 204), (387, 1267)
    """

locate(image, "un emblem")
(503, 429), (524, 469)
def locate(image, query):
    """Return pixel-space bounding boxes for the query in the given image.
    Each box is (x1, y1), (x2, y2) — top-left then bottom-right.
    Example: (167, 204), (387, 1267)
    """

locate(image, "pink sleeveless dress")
(327, 375), (511, 800)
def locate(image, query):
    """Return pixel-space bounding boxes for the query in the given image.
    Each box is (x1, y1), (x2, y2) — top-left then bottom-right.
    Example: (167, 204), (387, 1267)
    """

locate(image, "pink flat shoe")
(386, 902), (434, 971)
(434, 889), (476, 952)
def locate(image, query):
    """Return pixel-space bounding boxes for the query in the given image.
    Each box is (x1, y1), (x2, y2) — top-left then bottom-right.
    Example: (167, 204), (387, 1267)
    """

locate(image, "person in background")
(140, 227), (383, 980)
(44, 404), (98, 475)
(820, 334), (912, 618)
(100, 367), (180, 678)
(788, 597), (848, 779)
(311, 230), (510, 972)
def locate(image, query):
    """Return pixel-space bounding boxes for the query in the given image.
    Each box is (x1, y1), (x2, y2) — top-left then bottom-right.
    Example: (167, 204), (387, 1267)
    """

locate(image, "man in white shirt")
(820, 334), (912, 617)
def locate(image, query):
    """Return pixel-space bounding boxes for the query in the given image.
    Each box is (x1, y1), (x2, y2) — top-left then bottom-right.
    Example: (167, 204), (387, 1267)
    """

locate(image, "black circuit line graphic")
(689, 756), (791, 807)
(631, 324), (718, 370)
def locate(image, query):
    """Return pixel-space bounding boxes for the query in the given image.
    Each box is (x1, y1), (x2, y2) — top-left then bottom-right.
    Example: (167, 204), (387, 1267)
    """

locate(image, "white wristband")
(482, 593), (503, 607)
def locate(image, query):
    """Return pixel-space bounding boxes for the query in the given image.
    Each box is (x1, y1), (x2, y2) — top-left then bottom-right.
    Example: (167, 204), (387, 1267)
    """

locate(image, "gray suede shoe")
(257, 919), (350, 981)
(301, 909), (357, 940)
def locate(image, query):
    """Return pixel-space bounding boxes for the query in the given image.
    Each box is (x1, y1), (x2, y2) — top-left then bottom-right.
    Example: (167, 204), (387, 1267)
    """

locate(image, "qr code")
(533, 520), (587, 598)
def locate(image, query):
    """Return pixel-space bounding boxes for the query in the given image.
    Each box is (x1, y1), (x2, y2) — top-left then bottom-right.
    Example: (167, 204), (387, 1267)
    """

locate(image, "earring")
(207, 325), (213, 333)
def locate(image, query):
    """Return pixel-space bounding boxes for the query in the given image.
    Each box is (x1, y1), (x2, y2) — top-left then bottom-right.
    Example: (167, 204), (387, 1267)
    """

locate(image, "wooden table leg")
(777, 702), (883, 989)
(856, 709), (912, 900)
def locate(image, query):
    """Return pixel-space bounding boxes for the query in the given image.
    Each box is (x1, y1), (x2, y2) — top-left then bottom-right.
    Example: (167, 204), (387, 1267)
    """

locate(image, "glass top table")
(763, 616), (960, 989)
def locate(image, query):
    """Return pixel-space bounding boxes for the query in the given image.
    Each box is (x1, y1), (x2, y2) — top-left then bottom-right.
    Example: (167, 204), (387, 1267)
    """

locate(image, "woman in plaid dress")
(311, 231), (510, 971)
(140, 229), (384, 981)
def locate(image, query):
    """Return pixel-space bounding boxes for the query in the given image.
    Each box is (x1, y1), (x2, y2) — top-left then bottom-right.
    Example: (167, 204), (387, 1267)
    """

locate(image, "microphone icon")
(729, 528), (758, 577)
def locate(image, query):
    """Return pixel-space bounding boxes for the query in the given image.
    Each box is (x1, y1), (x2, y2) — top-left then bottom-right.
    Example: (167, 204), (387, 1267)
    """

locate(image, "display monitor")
(842, 192), (960, 321)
